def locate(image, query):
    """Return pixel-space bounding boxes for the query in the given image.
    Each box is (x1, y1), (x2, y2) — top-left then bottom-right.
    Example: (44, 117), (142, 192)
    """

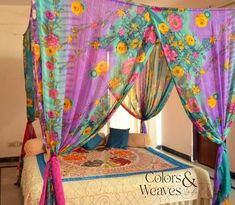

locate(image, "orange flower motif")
(95, 61), (109, 76)
(210, 36), (217, 45)
(109, 77), (121, 90)
(46, 46), (57, 57)
(33, 44), (40, 61)
(64, 98), (73, 111)
(71, 1), (84, 16)
(83, 127), (92, 135)
(92, 41), (100, 49)
(26, 98), (33, 107)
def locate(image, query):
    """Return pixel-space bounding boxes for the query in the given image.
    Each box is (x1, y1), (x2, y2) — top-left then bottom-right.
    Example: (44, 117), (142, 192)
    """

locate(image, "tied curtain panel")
(26, 0), (235, 204)
(152, 8), (235, 205)
(122, 43), (173, 133)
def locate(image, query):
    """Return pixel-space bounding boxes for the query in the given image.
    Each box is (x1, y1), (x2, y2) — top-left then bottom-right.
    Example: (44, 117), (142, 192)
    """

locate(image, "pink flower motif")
(50, 130), (58, 141)
(45, 32), (59, 47)
(169, 14), (183, 32)
(90, 115), (97, 122)
(193, 120), (204, 132)
(130, 73), (139, 84)
(47, 110), (55, 119)
(119, 28), (126, 36)
(136, 6), (145, 14)
(91, 21), (98, 29)
(49, 88), (58, 99)
(152, 7), (163, 12)
(45, 10), (55, 20)
(187, 73), (191, 80)
(163, 44), (178, 62)
(229, 103), (235, 114)
(144, 26), (157, 44)
(193, 52), (199, 58)
(187, 98), (200, 112)
(46, 61), (55, 71)
(122, 58), (136, 75)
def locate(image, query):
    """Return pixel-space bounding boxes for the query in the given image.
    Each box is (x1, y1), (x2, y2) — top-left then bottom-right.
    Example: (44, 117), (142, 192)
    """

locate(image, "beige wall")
(0, 5), (30, 157)
(161, 88), (193, 157)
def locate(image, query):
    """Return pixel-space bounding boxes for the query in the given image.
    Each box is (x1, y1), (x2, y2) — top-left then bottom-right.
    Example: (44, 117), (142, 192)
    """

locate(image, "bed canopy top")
(22, 0), (235, 204)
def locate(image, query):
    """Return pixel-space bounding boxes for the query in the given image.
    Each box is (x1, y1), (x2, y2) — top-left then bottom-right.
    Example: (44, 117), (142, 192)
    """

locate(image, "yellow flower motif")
(136, 52), (146, 63)
(26, 98), (33, 107)
(185, 35), (195, 46)
(159, 50), (164, 58)
(68, 35), (73, 43)
(178, 40), (184, 50)
(95, 99), (99, 106)
(199, 68), (206, 75)
(46, 46), (57, 57)
(158, 23), (169, 34)
(83, 127), (92, 135)
(224, 59), (230, 70)
(131, 38), (139, 49)
(116, 42), (128, 54)
(56, 111), (60, 117)
(195, 13), (208, 28)
(172, 66), (185, 78)
(185, 104), (191, 112)
(197, 118), (206, 126)
(92, 41), (100, 49)
(64, 98), (73, 111)
(210, 36), (217, 45)
(193, 85), (200, 95)
(208, 135), (215, 141)
(229, 33), (235, 41)
(117, 9), (125, 17)
(208, 96), (217, 108)
(172, 41), (178, 47)
(109, 77), (121, 90)
(144, 12), (151, 22)
(33, 44), (40, 61)
(178, 8), (185, 12)
(95, 61), (109, 76)
(71, 1), (84, 16)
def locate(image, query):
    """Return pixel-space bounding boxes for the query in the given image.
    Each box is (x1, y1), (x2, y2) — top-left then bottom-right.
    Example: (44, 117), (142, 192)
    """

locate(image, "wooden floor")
(0, 162), (235, 205)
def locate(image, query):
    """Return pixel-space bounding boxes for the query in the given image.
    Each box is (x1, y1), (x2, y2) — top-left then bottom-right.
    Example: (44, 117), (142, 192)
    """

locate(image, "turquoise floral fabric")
(151, 8), (235, 205)
(24, 0), (234, 204)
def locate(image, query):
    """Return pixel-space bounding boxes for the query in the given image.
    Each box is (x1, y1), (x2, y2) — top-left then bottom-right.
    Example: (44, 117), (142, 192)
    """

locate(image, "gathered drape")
(25, 0), (234, 204)
(30, 0), (158, 204)
(122, 43), (173, 133)
(151, 8), (235, 205)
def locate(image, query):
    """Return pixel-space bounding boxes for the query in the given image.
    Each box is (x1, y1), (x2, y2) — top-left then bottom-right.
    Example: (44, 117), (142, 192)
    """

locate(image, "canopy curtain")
(122, 42), (173, 133)
(30, 0), (157, 204)
(27, 0), (234, 204)
(151, 8), (235, 205)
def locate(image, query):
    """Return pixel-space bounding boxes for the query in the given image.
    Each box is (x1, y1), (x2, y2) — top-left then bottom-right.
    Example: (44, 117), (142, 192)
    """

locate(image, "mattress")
(21, 147), (212, 205)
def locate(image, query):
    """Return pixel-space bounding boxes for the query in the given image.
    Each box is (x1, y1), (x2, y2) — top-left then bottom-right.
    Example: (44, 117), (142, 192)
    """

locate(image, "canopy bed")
(20, 0), (234, 204)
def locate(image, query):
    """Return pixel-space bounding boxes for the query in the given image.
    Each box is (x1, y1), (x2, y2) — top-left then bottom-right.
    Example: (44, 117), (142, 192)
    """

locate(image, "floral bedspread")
(37, 147), (189, 180)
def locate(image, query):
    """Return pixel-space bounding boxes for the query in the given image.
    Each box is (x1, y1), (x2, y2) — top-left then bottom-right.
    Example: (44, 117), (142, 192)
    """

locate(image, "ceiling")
(0, 0), (234, 7)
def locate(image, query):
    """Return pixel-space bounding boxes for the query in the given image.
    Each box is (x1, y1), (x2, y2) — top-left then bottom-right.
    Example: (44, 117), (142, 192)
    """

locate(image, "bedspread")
(21, 148), (212, 205)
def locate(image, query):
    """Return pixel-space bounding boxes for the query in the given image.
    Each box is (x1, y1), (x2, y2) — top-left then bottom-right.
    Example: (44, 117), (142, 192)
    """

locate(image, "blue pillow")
(106, 128), (130, 149)
(82, 133), (103, 150)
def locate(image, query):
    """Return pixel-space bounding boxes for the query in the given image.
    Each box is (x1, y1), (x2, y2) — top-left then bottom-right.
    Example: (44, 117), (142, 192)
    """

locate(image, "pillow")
(106, 128), (130, 149)
(24, 138), (45, 156)
(82, 133), (104, 150)
(128, 133), (151, 148)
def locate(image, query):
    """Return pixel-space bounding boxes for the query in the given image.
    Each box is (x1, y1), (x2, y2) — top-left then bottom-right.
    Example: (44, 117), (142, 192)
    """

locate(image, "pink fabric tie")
(39, 155), (65, 205)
